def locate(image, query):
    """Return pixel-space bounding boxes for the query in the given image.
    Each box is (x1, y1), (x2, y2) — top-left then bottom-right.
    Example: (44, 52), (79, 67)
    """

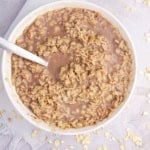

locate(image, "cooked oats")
(12, 8), (133, 129)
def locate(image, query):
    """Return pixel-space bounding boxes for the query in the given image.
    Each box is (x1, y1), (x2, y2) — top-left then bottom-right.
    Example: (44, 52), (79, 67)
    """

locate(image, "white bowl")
(2, 0), (137, 135)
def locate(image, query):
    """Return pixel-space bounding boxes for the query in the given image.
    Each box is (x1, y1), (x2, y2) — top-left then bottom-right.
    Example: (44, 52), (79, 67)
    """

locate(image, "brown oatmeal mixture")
(11, 8), (133, 129)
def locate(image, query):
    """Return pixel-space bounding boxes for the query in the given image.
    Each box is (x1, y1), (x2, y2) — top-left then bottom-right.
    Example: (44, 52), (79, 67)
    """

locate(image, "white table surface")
(0, 0), (150, 150)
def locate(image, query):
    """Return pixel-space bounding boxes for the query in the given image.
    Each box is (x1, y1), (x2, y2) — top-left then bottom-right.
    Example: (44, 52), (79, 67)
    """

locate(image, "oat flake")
(142, 111), (149, 116)
(126, 128), (142, 146)
(119, 143), (125, 150)
(144, 0), (150, 6)
(145, 32), (150, 43)
(146, 124), (150, 130)
(31, 129), (39, 139)
(54, 139), (61, 147)
(125, 5), (137, 13)
(46, 137), (53, 144)
(0, 109), (5, 116)
(96, 145), (107, 150)
(12, 8), (133, 129)
(75, 134), (90, 145)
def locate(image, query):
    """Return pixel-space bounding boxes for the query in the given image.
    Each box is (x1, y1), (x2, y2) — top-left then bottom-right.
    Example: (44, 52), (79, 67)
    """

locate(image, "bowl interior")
(2, 0), (136, 135)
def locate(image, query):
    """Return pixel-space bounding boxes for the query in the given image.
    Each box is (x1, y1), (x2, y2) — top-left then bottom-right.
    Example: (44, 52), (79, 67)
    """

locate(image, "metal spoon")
(0, 37), (48, 66)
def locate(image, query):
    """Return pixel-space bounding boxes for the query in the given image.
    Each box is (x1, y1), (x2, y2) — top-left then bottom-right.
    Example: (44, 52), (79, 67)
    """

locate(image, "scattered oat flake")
(31, 129), (39, 139)
(69, 145), (75, 149)
(126, 128), (142, 146)
(142, 111), (149, 116)
(103, 145), (108, 150)
(104, 130), (115, 142)
(96, 146), (102, 150)
(61, 140), (64, 144)
(12, 110), (22, 120)
(119, 143), (125, 150)
(144, 0), (150, 6)
(75, 134), (90, 145)
(96, 145), (107, 150)
(124, 135), (128, 141)
(112, 137), (116, 141)
(146, 67), (150, 72)
(0, 110), (5, 116)
(105, 131), (111, 139)
(145, 74), (150, 80)
(144, 67), (150, 80)
(125, 5), (137, 12)
(54, 139), (61, 147)
(146, 124), (150, 130)
(47, 137), (53, 144)
(145, 32), (150, 42)
(95, 129), (101, 135)
(83, 145), (88, 150)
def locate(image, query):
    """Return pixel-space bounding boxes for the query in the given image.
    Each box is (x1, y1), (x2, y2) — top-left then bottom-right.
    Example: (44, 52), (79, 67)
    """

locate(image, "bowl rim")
(1, 0), (137, 135)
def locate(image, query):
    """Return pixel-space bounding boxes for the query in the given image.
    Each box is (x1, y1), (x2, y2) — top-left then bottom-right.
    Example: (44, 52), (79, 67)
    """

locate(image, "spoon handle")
(0, 37), (48, 67)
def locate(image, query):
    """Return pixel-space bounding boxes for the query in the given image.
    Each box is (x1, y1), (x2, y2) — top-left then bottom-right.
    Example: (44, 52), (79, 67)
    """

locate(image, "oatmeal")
(12, 8), (133, 129)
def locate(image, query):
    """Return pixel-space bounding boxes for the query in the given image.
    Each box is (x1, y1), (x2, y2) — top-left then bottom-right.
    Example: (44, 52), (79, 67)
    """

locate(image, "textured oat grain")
(12, 8), (133, 129)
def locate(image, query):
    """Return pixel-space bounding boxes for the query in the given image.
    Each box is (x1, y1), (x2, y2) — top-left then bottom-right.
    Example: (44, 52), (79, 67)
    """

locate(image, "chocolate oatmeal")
(11, 8), (133, 129)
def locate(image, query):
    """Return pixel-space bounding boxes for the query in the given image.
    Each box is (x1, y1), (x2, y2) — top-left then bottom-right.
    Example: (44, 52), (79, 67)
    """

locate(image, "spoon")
(0, 37), (48, 67)
(0, 37), (71, 80)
